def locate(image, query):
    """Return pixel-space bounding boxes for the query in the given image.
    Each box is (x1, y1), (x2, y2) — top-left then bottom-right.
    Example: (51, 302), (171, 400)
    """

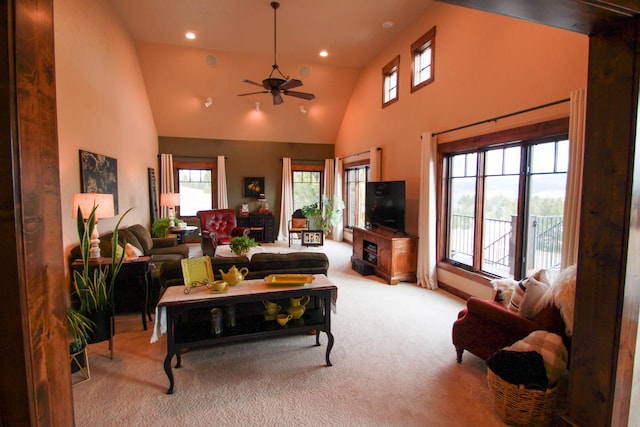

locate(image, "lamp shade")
(160, 192), (180, 208)
(72, 193), (115, 219)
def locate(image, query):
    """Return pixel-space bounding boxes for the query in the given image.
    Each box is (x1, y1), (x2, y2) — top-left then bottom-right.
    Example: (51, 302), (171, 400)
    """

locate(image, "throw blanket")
(504, 330), (568, 385)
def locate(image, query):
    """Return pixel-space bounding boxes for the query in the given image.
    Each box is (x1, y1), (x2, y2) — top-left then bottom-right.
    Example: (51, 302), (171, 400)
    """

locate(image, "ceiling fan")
(238, 1), (315, 106)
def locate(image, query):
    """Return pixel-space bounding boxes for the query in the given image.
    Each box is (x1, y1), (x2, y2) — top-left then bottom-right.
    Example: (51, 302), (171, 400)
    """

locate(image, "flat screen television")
(365, 180), (406, 232)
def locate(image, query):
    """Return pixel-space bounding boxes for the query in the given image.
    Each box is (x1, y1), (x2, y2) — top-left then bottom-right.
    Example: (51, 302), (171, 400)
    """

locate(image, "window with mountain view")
(441, 123), (569, 279)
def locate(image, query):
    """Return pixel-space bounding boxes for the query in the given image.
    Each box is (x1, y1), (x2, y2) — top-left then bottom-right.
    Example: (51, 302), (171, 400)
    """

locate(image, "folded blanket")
(487, 350), (548, 390)
(504, 330), (568, 385)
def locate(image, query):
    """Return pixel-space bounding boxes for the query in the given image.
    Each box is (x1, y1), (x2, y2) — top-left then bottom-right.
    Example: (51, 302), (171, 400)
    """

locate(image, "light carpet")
(73, 240), (505, 426)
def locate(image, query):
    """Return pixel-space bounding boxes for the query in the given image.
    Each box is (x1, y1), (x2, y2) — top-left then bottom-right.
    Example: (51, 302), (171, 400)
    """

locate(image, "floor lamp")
(73, 193), (115, 260)
(160, 192), (181, 228)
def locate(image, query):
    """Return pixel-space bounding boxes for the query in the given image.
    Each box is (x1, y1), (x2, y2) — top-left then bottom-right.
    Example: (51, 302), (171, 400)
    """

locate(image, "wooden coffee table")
(153, 274), (337, 394)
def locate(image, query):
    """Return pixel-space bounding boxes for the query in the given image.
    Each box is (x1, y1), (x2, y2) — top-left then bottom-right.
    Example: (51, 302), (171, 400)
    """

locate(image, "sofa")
(159, 252), (330, 291)
(70, 224), (190, 313)
(451, 266), (576, 363)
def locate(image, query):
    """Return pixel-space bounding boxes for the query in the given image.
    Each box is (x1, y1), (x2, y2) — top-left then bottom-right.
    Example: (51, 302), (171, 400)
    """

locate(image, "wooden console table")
(153, 274), (337, 394)
(351, 226), (418, 284)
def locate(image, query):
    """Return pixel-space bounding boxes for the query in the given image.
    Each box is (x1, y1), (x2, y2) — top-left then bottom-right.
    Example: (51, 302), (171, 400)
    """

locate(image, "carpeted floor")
(73, 240), (505, 426)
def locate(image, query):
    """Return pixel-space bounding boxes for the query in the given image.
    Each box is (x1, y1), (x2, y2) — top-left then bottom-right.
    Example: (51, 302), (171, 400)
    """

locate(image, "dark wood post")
(0, 0), (74, 425)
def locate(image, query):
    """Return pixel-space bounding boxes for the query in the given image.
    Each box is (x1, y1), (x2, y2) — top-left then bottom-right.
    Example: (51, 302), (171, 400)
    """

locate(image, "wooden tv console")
(351, 226), (418, 284)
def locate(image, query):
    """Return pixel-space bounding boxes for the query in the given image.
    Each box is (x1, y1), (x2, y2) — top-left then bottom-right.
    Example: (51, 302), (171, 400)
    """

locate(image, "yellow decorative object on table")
(181, 256), (214, 293)
(264, 274), (314, 286)
(219, 265), (249, 286)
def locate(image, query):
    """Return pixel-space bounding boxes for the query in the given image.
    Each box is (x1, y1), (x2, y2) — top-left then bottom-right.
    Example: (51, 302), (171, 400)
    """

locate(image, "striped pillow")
(508, 278), (527, 312)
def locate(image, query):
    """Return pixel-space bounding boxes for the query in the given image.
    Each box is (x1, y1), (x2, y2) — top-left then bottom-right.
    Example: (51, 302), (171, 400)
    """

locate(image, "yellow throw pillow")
(125, 242), (143, 258)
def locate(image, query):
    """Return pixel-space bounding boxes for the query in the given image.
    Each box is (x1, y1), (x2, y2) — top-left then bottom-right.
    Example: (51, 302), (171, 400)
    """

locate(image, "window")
(411, 26), (435, 92)
(440, 120), (569, 280)
(382, 55), (400, 107)
(344, 164), (370, 229)
(174, 162), (215, 217)
(292, 165), (323, 211)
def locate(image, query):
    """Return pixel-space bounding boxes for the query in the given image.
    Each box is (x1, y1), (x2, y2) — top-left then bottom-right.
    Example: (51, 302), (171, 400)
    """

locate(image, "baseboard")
(438, 281), (470, 301)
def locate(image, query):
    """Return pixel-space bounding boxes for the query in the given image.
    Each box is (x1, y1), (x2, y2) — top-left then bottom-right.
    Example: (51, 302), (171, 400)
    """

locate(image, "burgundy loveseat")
(452, 290), (568, 363)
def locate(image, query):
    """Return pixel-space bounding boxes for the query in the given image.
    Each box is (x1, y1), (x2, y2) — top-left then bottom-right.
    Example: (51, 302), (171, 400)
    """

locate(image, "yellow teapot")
(219, 265), (249, 286)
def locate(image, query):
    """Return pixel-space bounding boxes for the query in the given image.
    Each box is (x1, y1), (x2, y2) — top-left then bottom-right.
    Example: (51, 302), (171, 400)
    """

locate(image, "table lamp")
(72, 193), (115, 259)
(160, 192), (181, 227)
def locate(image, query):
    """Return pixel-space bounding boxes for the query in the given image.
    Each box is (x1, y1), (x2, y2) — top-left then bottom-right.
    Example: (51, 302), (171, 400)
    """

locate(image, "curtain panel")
(217, 155), (228, 209)
(561, 88), (587, 268)
(277, 158), (293, 241)
(416, 133), (438, 289)
(160, 153), (174, 218)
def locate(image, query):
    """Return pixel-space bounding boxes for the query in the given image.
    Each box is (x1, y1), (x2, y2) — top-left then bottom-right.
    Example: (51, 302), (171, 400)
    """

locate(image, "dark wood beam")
(436, 0), (638, 35)
(0, 0), (73, 425)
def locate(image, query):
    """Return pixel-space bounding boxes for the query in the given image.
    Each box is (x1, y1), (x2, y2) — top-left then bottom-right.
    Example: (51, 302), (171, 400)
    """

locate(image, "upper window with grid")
(411, 27), (435, 93)
(382, 55), (400, 107)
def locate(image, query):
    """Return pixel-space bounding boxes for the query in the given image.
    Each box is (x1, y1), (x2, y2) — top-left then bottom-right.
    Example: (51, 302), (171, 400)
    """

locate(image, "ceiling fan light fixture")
(237, 1), (315, 105)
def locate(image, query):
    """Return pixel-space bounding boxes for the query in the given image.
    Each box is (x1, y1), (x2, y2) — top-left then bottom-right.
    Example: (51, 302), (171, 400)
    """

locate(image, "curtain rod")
(433, 98), (570, 137)
(339, 147), (382, 160)
(159, 154), (227, 159)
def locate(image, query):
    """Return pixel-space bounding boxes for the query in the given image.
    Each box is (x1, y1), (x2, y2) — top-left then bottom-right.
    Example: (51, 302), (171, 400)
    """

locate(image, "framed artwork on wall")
(79, 149), (119, 214)
(244, 177), (265, 198)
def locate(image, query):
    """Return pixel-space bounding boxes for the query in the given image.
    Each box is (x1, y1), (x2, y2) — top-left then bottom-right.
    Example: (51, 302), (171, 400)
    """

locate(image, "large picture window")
(292, 165), (323, 212)
(440, 120), (569, 279)
(174, 162), (215, 217)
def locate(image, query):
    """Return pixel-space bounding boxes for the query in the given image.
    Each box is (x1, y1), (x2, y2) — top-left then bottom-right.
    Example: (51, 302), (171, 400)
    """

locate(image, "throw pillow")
(519, 277), (550, 319)
(125, 242), (143, 258)
(508, 278), (527, 313)
(490, 278), (518, 307)
(505, 330), (568, 385)
(114, 243), (125, 259)
(535, 264), (577, 336)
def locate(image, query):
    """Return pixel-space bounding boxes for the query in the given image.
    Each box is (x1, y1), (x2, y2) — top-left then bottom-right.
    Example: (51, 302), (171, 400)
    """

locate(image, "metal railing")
(448, 214), (563, 275)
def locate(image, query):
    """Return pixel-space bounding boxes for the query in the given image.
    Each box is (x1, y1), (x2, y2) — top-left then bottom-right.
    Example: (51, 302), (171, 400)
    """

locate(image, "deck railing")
(448, 214), (563, 276)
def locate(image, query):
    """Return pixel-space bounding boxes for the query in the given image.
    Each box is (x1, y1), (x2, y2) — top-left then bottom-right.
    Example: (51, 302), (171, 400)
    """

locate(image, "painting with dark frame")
(79, 149), (119, 214)
(244, 177), (265, 198)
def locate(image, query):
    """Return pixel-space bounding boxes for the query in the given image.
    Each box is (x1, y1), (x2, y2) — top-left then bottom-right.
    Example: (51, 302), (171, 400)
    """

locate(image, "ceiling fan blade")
(273, 93), (284, 105)
(238, 91), (268, 96)
(284, 90), (315, 100)
(280, 79), (302, 90)
(242, 79), (266, 88)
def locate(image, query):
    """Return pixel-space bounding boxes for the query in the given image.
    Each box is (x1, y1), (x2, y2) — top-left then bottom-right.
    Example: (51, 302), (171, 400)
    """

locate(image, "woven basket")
(487, 368), (562, 426)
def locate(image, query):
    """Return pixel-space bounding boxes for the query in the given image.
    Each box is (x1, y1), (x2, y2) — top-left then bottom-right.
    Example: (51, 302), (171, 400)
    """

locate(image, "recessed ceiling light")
(382, 21), (394, 29)
(319, 51), (328, 57)
(185, 32), (196, 40)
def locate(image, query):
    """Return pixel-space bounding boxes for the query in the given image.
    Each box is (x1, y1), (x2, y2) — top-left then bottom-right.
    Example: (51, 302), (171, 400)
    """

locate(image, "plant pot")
(89, 309), (113, 344)
(70, 345), (87, 373)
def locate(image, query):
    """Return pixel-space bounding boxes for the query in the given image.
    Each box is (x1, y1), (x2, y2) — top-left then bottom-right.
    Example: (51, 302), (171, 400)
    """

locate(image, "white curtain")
(416, 132), (438, 289)
(277, 157), (293, 241)
(561, 88), (587, 268)
(333, 158), (344, 242)
(324, 158), (335, 202)
(370, 147), (382, 181)
(160, 153), (174, 218)
(217, 155), (228, 209)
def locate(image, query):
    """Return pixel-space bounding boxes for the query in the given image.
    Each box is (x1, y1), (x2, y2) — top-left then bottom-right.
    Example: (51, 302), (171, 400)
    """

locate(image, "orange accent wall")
(55, 0), (158, 255)
(335, 3), (588, 235)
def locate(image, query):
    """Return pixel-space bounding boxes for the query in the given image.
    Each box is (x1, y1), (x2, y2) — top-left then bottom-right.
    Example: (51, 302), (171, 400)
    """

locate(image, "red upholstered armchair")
(452, 291), (567, 363)
(197, 209), (250, 250)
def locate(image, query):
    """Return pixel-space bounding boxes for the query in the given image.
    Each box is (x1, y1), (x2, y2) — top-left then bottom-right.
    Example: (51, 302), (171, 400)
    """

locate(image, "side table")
(167, 225), (198, 244)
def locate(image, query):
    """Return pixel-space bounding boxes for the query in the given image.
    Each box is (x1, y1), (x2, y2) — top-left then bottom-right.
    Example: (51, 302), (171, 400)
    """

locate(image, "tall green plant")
(73, 204), (131, 313)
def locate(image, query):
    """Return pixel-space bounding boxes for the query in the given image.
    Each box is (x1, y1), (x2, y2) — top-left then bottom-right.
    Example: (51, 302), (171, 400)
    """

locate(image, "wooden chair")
(287, 210), (308, 247)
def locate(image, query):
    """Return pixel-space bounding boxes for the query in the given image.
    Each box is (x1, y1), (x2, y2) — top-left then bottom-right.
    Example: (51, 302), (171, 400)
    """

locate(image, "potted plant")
(229, 235), (258, 256)
(301, 195), (345, 235)
(66, 306), (95, 374)
(73, 204), (130, 343)
(151, 216), (184, 237)
(300, 202), (322, 230)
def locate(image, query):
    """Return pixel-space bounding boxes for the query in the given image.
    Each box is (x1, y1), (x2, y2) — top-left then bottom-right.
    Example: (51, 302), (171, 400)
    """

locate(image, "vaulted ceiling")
(107, 0), (436, 144)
